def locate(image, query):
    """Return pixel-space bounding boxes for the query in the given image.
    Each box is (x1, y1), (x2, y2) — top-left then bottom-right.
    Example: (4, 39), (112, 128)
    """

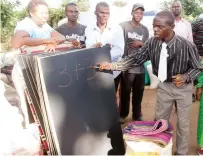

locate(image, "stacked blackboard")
(18, 46), (125, 155)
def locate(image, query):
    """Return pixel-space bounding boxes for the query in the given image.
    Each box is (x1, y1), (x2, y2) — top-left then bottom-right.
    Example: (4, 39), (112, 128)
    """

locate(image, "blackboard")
(36, 46), (125, 155)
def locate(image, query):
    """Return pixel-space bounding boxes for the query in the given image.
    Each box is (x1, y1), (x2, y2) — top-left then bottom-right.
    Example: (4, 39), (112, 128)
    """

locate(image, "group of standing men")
(56, 2), (149, 123)
(11, 0), (203, 155)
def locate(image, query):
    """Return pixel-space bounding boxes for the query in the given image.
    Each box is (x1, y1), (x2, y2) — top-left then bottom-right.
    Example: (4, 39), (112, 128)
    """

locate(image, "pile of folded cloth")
(123, 119), (173, 147)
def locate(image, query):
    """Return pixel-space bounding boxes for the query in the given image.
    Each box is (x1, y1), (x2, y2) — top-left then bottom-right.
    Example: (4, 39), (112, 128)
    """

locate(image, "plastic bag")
(146, 63), (160, 89)
(0, 80), (41, 155)
(125, 139), (173, 156)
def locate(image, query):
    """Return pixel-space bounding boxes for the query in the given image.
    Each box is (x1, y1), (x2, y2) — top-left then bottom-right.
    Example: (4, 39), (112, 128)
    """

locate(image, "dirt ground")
(121, 88), (200, 155)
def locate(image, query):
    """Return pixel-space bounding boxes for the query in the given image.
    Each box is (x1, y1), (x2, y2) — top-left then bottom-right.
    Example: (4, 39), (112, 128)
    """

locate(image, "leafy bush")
(1, 0), (20, 51)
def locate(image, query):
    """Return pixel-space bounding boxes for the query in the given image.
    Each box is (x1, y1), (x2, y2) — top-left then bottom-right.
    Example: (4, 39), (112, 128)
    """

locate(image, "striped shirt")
(112, 35), (202, 82)
(192, 19), (203, 56)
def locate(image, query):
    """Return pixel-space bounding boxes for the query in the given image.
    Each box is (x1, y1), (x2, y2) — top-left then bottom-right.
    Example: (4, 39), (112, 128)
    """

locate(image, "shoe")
(119, 118), (125, 124)
(198, 148), (203, 156)
(174, 152), (185, 155)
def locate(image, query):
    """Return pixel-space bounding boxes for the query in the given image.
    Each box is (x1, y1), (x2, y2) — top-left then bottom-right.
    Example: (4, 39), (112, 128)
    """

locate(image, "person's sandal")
(198, 148), (203, 156)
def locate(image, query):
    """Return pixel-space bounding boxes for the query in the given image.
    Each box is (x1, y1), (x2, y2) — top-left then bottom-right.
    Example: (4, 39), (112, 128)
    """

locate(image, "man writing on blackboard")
(85, 2), (124, 91)
(99, 11), (202, 155)
(56, 3), (86, 49)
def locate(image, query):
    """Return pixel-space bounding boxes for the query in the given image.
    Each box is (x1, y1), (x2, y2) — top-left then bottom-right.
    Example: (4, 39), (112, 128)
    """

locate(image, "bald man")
(99, 10), (202, 155)
(171, 0), (193, 42)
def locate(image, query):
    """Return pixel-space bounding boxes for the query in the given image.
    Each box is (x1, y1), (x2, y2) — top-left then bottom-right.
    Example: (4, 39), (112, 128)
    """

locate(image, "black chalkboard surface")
(18, 46), (125, 155)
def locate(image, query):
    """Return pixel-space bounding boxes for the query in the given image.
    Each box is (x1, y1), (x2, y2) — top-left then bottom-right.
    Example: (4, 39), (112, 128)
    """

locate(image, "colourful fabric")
(196, 73), (203, 147)
(123, 120), (173, 148)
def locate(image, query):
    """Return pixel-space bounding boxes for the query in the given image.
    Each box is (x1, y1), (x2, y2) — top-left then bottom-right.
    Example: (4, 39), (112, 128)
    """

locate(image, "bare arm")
(11, 30), (48, 48)
(51, 30), (66, 44)
(12, 30), (66, 49)
(112, 41), (150, 71)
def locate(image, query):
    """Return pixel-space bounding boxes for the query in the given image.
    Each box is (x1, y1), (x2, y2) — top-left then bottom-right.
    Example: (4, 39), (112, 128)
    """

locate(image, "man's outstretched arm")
(99, 40), (150, 71)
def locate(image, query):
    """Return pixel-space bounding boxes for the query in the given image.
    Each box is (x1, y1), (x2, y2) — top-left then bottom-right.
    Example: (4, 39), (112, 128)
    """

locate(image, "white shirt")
(85, 22), (124, 78)
(174, 18), (193, 42)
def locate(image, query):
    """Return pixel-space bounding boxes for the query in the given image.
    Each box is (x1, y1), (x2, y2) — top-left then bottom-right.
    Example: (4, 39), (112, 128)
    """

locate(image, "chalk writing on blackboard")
(87, 65), (97, 80)
(73, 60), (84, 80)
(84, 57), (97, 81)
(58, 64), (72, 88)
(58, 56), (99, 88)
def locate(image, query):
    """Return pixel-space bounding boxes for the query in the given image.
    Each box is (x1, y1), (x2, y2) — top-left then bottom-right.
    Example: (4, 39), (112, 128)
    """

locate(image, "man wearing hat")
(119, 4), (149, 123)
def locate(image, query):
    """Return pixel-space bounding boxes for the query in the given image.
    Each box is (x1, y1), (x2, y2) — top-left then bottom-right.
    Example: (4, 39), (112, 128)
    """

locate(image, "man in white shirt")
(85, 2), (124, 91)
(171, 0), (193, 42)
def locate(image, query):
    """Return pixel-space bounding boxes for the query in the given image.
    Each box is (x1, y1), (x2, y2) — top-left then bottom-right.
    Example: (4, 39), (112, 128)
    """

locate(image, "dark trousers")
(120, 73), (145, 119)
(114, 73), (121, 92)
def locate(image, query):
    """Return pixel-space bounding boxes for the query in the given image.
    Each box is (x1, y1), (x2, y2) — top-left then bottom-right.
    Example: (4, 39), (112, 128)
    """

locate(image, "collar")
(130, 21), (141, 28)
(166, 34), (177, 48)
(158, 33), (177, 48)
(93, 22), (111, 31)
(175, 17), (186, 23)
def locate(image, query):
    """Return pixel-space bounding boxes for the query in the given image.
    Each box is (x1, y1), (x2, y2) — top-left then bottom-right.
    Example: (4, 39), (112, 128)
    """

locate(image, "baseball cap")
(132, 3), (145, 11)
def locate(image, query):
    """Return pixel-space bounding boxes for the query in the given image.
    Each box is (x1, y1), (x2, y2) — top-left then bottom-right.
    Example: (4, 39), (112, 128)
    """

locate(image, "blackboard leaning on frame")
(18, 45), (125, 155)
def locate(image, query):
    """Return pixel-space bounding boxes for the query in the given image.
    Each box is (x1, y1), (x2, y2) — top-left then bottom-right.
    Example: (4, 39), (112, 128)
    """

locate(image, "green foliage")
(17, 8), (29, 21)
(160, 0), (172, 10)
(181, 0), (203, 17)
(160, 0), (203, 18)
(61, 0), (89, 12)
(48, 8), (65, 28)
(1, 0), (20, 27)
(61, 0), (77, 7)
(77, 0), (89, 12)
(1, 0), (20, 51)
(113, 0), (127, 7)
